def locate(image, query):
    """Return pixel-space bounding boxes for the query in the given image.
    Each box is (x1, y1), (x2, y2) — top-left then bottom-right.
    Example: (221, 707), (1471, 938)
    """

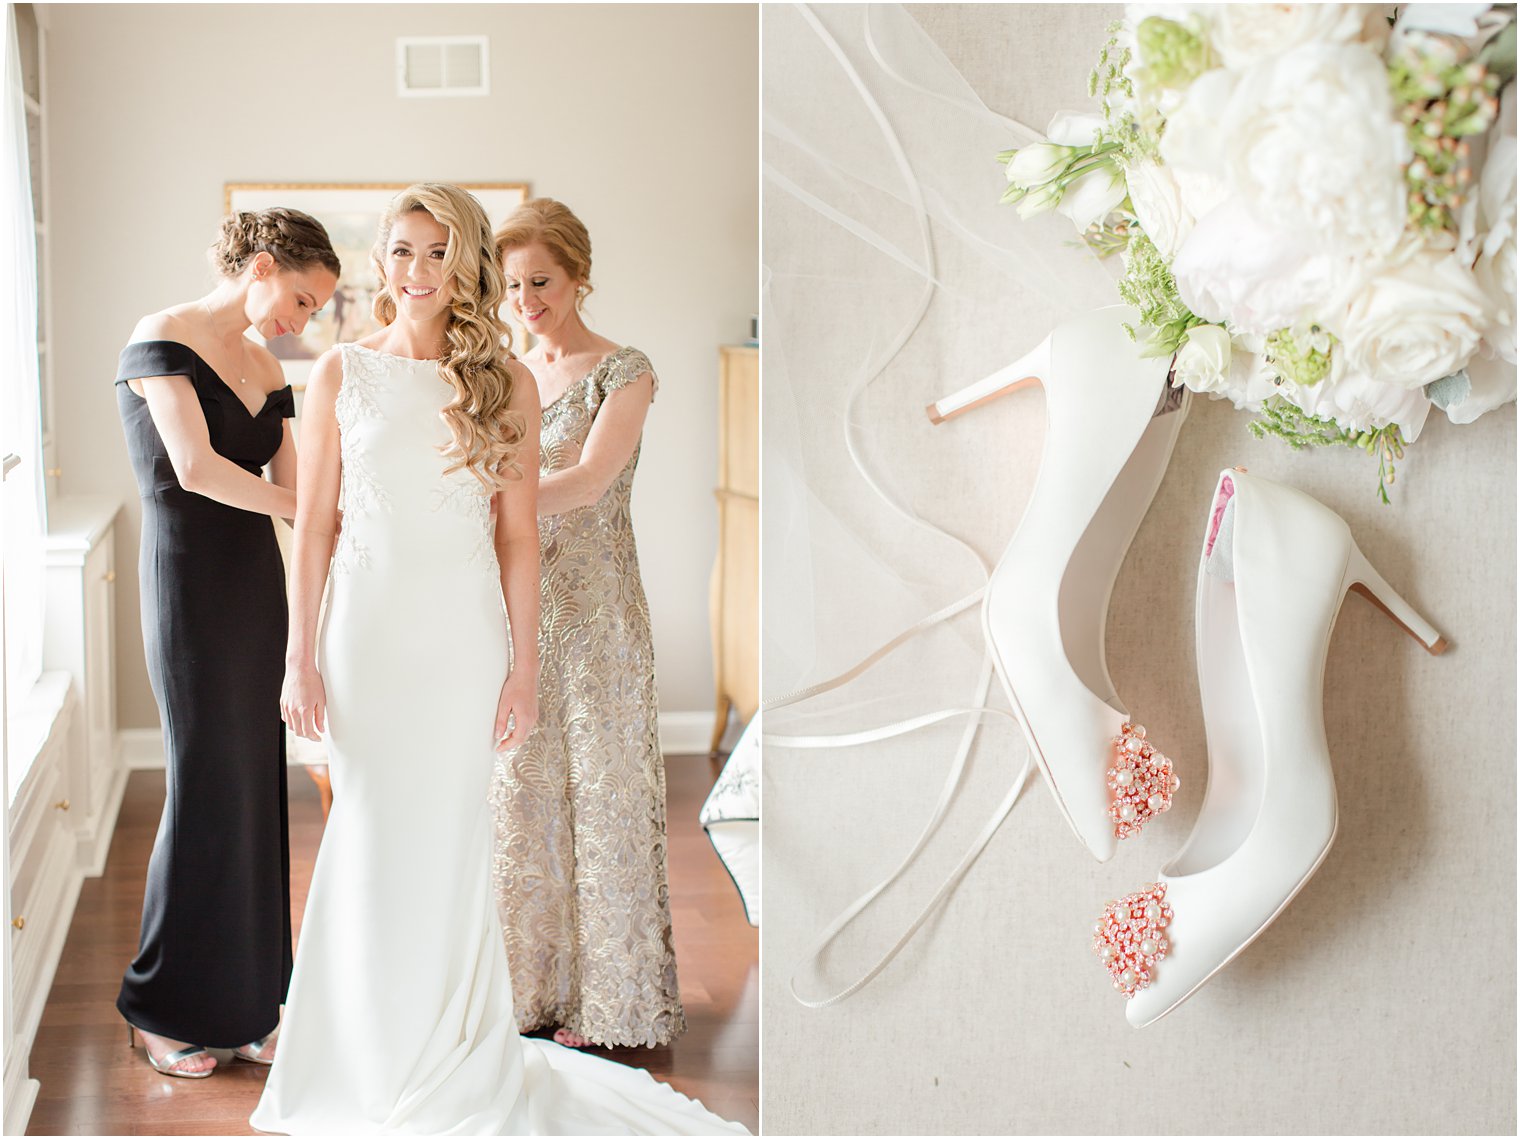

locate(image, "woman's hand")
(493, 670), (538, 752)
(282, 662), (327, 741)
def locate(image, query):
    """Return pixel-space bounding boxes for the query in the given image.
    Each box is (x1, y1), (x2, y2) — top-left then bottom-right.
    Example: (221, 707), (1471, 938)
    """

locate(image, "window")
(3, 1), (49, 803)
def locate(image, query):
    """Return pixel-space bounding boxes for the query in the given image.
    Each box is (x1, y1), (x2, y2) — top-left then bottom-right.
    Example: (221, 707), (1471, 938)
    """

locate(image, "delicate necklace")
(200, 300), (246, 382)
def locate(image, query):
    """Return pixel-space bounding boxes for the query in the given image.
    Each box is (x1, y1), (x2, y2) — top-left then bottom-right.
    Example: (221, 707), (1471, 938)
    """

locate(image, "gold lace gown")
(490, 346), (686, 1048)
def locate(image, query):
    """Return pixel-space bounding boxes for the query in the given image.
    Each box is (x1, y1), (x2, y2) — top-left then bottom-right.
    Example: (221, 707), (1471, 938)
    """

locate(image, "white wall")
(40, 3), (758, 730)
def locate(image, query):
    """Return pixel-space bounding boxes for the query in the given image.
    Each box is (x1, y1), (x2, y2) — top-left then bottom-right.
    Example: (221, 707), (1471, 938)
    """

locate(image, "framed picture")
(224, 182), (530, 386)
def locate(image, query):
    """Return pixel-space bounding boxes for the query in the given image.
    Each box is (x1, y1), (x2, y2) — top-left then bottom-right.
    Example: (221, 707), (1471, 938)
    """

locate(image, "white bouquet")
(1000, 3), (1517, 499)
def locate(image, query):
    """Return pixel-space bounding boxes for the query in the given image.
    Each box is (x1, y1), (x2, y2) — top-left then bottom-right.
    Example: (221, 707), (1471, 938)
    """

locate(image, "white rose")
(1171, 197), (1354, 334)
(1280, 365), (1434, 440)
(1124, 158), (1193, 257)
(1333, 243), (1491, 390)
(1211, 4), (1379, 69)
(1165, 43), (1408, 257)
(1172, 324), (1232, 394)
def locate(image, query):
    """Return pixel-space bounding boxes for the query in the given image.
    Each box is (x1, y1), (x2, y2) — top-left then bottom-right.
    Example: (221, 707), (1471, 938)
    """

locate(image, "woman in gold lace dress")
(488, 199), (685, 1049)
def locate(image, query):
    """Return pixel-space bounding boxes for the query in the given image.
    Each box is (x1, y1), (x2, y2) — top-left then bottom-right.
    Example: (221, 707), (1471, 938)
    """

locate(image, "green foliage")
(1249, 397), (1406, 503)
(1114, 230), (1202, 356)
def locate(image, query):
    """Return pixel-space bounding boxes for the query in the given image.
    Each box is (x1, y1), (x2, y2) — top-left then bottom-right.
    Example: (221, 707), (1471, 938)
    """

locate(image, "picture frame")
(224, 182), (530, 386)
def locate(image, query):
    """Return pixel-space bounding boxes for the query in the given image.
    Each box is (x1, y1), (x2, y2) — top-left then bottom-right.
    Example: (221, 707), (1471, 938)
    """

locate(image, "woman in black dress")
(114, 209), (339, 1077)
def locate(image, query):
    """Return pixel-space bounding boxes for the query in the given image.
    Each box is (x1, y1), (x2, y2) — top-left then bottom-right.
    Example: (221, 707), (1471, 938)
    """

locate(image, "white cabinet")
(43, 496), (121, 874)
(4, 496), (120, 1135)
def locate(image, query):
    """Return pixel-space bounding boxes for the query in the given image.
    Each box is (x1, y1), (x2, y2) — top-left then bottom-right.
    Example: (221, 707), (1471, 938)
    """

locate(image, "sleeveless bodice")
(329, 343), (498, 582)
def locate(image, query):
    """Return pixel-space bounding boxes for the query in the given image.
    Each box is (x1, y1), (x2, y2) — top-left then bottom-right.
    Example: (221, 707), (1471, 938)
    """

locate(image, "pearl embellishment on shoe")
(1107, 721), (1178, 839)
(1093, 883), (1172, 998)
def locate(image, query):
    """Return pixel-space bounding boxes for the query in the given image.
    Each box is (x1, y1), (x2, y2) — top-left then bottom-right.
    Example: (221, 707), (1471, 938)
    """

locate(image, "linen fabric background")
(760, 5), (1517, 1134)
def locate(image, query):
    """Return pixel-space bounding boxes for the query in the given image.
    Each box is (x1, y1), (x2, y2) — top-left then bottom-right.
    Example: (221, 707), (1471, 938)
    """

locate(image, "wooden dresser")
(709, 345), (759, 756)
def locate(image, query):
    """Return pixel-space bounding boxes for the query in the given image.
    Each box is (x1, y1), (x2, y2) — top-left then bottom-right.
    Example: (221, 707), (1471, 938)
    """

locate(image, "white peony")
(1163, 43), (1408, 257)
(1221, 334), (1280, 411)
(1211, 4), (1384, 69)
(1280, 365), (1434, 440)
(1124, 157), (1194, 257)
(1332, 242), (1491, 390)
(1158, 67), (1235, 174)
(1170, 196), (1353, 334)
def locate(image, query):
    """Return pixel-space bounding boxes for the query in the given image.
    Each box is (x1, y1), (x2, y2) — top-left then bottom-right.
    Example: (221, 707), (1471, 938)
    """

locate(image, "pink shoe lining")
(1205, 474), (1235, 559)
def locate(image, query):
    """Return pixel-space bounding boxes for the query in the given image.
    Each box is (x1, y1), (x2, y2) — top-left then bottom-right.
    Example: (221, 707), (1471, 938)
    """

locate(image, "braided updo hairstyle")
(372, 184), (526, 492)
(492, 197), (593, 308)
(210, 208), (341, 279)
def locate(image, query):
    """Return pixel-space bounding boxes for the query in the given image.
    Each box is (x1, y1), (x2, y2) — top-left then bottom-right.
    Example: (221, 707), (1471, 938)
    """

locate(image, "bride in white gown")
(251, 183), (745, 1136)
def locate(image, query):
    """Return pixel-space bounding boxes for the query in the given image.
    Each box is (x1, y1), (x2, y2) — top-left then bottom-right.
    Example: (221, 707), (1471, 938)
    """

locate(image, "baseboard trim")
(3, 1065), (39, 1138)
(118, 727), (165, 770)
(119, 712), (742, 770)
(78, 762), (130, 878)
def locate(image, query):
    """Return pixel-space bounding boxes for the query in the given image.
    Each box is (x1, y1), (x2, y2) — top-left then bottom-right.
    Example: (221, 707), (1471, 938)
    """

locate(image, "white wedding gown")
(251, 344), (745, 1136)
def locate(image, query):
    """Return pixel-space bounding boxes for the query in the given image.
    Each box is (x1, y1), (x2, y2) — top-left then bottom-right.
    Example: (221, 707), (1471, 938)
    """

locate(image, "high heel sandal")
(126, 1022), (216, 1079)
(234, 1030), (278, 1065)
(1095, 468), (1448, 1027)
(927, 304), (1190, 862)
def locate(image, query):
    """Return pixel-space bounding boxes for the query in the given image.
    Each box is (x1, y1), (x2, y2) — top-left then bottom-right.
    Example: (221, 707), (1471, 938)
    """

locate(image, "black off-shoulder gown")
(115, 340), (294, 1047)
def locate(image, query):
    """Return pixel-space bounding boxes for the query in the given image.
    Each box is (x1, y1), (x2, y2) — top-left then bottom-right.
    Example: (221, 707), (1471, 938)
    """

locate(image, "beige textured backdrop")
(39, 3), (758, 729)
(760, 5), (1517, 1135)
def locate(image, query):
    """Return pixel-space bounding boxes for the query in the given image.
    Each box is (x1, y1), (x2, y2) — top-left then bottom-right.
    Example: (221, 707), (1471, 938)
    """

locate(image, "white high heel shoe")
(928, 304), (1190, 862)
(1096, 468), (1448, 1027)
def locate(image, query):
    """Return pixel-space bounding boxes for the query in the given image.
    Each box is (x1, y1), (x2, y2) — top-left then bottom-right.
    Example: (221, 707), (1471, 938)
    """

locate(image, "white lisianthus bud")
(1015, 182), (1063, 220)
(1006, 142), (1074, 187)
(1055, 162), (1128, 231)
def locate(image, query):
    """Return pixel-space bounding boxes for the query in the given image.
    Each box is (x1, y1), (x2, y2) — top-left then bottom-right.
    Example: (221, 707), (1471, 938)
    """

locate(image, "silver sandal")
(233, 1031), (278, 1065)
(127, 1023), (215, 1079)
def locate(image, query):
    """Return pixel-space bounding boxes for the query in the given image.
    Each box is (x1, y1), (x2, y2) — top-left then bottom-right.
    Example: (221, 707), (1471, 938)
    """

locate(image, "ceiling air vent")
(396, 36), (489, 97)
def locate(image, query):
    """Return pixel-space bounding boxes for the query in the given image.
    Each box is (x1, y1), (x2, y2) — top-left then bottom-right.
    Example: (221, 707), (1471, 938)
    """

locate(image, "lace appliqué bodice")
(330, 343), (497, 579)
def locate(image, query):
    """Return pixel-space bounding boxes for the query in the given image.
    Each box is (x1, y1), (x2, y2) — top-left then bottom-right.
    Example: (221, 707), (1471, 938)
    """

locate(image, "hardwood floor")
(24, 756), (758, 1135)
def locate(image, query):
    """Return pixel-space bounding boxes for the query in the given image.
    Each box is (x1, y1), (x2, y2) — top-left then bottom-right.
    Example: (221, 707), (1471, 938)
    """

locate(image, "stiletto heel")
(925, 334), (1051, 423)
(124, 1017), (216, 1078)
(1346, 544), (1449, 655)
(930, 305), (1190, 861)
(1098, 469), (1448, 1026)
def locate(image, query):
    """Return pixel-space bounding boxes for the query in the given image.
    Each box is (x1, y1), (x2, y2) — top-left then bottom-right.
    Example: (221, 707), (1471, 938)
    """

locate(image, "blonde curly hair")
(372, 184), (525, 491)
